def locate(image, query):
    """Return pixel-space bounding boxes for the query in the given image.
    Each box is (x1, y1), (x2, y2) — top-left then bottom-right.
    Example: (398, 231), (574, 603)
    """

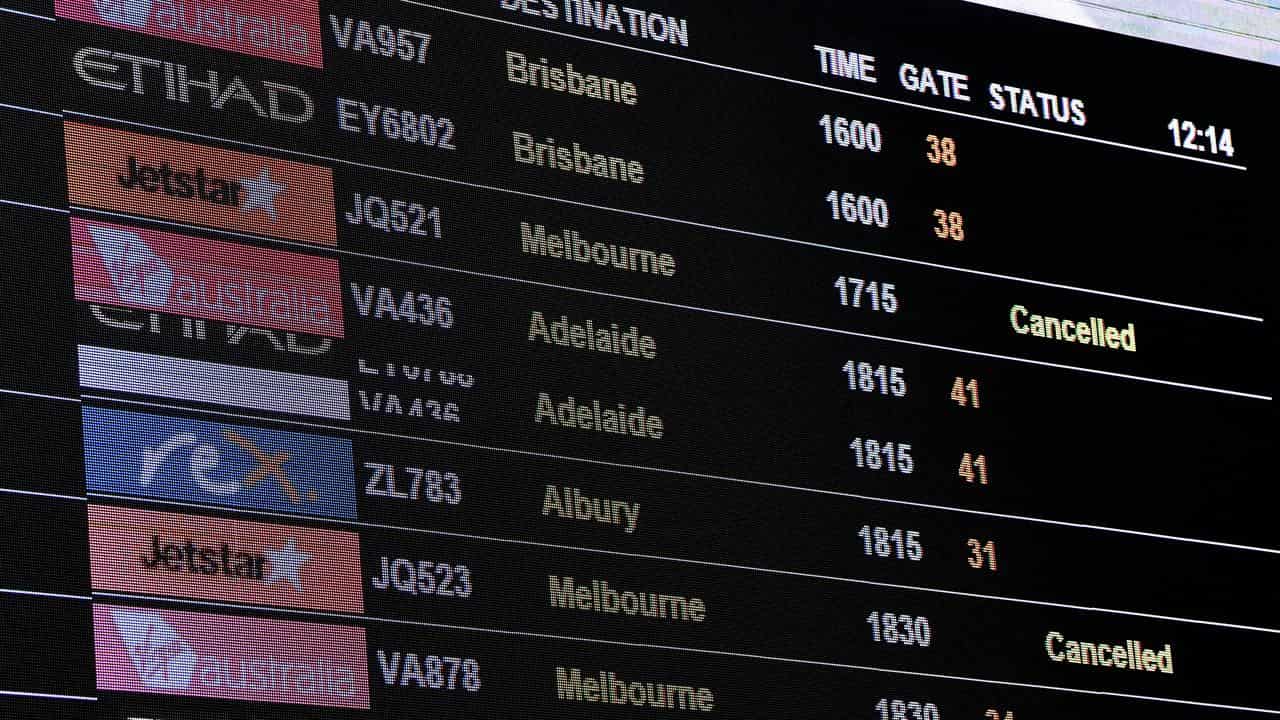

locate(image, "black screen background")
(0, 1), (1274, 718)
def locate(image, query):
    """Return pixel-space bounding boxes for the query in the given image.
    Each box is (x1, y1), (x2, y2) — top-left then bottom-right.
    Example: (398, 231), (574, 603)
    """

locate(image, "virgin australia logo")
(94, 0), (154, 27)
(88, 224), (173, 307)
(111, 609), (197, 690)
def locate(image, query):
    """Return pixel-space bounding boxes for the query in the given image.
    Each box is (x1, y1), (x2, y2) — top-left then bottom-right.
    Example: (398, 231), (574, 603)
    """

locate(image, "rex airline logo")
(94, 605), (370, 708)
(88, 505), (364, 612)
(82, 406), (357, 519)
(71, 218), (344, 338)
(55, 0), (325, 68)
(64, 122), (337, 246)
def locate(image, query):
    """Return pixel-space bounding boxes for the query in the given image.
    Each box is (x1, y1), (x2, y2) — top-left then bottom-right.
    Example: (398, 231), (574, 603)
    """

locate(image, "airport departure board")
(0, 1), (1274, 718)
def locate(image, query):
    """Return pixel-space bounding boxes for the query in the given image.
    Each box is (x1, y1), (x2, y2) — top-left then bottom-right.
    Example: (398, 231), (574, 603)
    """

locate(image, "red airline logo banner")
(94, 604), (370, 708)
(71, 217), (345, 337)
(55, 0), (325, 68)
(88, 505), (365, 613)
(64, 122), (337, 246)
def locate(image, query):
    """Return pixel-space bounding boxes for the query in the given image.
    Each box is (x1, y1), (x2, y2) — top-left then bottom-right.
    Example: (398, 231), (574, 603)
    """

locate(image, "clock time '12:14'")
(1168, 118), (1234, 157)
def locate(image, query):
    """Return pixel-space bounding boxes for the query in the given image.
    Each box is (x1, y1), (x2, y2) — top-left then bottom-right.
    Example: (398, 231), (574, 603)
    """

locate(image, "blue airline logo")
(82, 407), (356, 519)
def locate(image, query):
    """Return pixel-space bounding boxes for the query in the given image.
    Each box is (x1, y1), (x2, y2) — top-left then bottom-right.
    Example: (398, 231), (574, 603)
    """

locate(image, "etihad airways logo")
(94, 606), (370, 708)
(82, 407), (357, 519)
(88, 505), (364, 612)
(74, 48), (315, 124)
(56, 0), (324, 68)
(64, 122), (337, 246)
(87, 304), (336, 358)
(72, 218), (343, 338)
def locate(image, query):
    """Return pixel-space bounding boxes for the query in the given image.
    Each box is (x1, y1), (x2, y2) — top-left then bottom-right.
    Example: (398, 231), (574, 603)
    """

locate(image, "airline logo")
(55, 0), (325, 68)
(73, 47), (316, 125)
(72, 215), (343, 335)
(77, 345), (351, 420)
(82, 407), (357, 519)
(89, 505), (364, 612)
(72, 218), (344, 338)
(94, 605), (370, 708)
(64, 122), (337, 246)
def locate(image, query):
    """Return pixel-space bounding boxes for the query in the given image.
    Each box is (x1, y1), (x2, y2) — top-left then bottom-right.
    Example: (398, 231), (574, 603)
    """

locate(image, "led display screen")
(0, 1), (1272, 718)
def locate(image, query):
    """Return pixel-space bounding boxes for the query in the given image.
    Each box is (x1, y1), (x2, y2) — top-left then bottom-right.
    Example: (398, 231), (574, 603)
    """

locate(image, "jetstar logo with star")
(139, 533), (312, 592)
(116, 156), (286, 218)
(89, 505), (364, 612)
(65, 122), (337, 246)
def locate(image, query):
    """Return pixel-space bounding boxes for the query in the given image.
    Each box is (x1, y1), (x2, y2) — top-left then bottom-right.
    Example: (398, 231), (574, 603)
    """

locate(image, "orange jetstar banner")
(88, 505), (365, 613)
(64, 122), (337, 246)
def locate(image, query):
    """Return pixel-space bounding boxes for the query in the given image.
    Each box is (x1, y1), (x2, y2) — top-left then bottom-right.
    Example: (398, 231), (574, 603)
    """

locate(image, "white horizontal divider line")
(0, 386), (80, 402)
(0, 487), (87, 503)
(0, 689), (96, 702)
(0, 6), (55, 22)
(0, 101), (61, 117)
(0, 587), (92, 601)
(0, 197), (70, 214)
